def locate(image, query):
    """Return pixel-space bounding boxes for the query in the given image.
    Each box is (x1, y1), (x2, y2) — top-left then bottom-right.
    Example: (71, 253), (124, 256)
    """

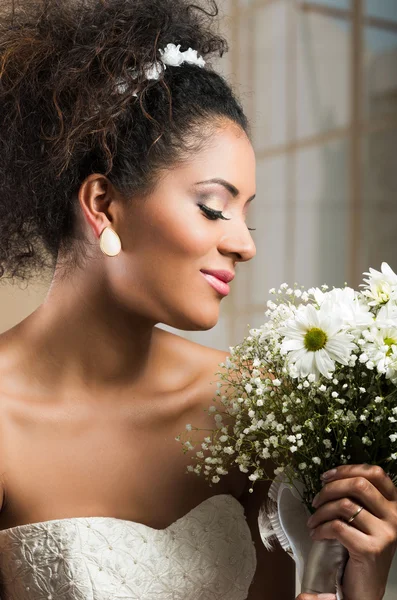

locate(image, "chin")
(167, 305), (220, 332)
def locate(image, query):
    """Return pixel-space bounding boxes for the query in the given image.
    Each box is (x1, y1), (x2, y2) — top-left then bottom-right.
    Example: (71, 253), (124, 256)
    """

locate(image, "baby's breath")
(176, 264), (397, 512)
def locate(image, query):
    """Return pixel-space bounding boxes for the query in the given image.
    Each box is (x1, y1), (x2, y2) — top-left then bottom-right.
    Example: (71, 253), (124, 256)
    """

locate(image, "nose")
(218, 219), (257, 263)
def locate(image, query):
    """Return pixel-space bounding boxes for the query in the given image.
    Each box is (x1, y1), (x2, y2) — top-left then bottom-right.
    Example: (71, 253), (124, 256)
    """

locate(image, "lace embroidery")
(0, 494), (257, 600)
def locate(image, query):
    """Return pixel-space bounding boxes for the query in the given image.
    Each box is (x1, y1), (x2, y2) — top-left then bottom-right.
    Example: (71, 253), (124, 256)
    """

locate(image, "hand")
(306, 464), (397, 600)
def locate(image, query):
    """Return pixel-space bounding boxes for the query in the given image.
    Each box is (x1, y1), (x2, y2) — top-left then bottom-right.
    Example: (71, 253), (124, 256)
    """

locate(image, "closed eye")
(198, 203), (256, 231)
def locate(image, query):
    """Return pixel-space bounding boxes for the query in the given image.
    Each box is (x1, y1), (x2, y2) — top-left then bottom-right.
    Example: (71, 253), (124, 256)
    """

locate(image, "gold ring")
(347, 505), (364, 523)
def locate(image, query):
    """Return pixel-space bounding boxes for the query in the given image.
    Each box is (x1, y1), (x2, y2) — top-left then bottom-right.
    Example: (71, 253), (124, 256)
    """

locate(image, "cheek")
(140, 212), (214, 257)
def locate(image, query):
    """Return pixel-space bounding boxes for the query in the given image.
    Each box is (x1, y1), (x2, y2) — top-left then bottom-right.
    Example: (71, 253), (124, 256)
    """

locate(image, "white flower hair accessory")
(115, 43), (206, 95)
(159, 43), (206, 69)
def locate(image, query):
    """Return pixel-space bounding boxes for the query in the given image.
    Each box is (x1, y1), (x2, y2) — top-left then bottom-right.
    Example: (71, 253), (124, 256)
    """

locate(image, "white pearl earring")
(99, 226), (122, 257)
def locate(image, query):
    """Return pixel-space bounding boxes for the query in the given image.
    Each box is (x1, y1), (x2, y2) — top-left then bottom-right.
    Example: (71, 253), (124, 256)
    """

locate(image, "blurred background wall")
(0, 0), (396, 595)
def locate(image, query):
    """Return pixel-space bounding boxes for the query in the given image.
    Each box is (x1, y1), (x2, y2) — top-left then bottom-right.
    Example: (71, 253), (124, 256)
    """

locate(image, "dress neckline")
(0, 493), (242, 536)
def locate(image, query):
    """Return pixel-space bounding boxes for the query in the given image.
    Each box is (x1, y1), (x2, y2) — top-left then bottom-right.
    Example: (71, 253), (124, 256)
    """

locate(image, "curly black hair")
(0, 0), (249, 285)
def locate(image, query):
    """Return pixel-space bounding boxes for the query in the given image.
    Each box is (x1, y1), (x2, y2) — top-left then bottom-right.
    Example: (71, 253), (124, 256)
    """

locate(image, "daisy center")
(384, 337), (396, 356)
(304, 327), (328, 352)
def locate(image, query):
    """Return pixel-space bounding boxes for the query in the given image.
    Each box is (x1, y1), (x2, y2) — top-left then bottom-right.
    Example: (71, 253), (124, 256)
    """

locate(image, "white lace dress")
(0, 493), (257, 600)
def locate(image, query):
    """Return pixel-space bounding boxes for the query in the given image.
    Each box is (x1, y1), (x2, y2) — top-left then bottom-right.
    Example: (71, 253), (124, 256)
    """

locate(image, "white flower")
(312, 457), (321, 464)
(280, 304), (356, 380)
(159, 43), (206, 68)
(319, 287), (374, 333)
(387, 350), (397, 384)
(360, 324), (397, 381)
(181, 47), (206, 67)
(377, 300), (397, 327)
(159, 43), (185, 66)
(361, 262), (397, 306)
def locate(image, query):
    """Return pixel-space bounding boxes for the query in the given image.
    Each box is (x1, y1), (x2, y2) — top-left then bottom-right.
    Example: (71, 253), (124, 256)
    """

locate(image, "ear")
(77, 174), (118, 239)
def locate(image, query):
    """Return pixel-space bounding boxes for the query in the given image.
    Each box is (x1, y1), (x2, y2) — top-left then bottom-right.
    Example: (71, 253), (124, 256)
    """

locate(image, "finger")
(307, 497), (378, 535)
(310, 515), (370, 555)
(313, 476), (390, 520)
(310, 513), (397, 559)
(296, 594), (337, 600)
(321, 464), (397, 502)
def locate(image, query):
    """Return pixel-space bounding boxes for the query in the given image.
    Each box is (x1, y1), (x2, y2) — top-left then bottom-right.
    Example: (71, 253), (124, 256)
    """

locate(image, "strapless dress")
(0, 493), (257, 599)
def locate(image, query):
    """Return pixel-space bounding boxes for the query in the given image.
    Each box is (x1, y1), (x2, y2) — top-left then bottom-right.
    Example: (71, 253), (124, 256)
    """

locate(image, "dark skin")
(0, 120), (396, 599)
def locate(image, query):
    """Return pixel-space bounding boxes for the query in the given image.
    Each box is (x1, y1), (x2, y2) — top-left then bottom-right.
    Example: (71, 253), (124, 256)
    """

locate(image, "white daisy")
(361, 262), (397, 307)
(377, 300), (397, 327)
(360, 324), (397, 382)
(280, 304), (356, 380)
(319, 287), (374, 333)
(388, 350), (397, 385)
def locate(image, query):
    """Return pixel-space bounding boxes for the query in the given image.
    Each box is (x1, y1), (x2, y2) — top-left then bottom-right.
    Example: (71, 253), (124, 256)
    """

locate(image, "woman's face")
(99, 122), (257, 331)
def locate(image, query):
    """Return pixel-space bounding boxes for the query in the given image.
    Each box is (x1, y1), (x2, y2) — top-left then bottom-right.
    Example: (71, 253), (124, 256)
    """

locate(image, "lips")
(200, 269), (235, 284)
(200, 269), (235, 297)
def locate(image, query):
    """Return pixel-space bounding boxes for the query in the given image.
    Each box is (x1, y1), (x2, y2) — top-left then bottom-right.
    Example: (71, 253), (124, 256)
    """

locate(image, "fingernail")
(317, 595), (337, 599)
(320, 469), (337, 480)
(312, 492), (320, 507)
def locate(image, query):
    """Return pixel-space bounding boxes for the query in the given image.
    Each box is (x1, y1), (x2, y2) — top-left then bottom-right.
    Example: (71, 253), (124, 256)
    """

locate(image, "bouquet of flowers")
(177, 263), (397, 598)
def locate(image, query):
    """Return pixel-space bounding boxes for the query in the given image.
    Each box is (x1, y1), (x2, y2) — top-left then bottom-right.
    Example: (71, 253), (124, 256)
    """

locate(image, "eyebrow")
(195, 178), (256, 202)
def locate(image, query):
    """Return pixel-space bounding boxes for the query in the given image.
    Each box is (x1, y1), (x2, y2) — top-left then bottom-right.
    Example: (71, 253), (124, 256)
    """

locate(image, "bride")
(0, 1), (395, 599)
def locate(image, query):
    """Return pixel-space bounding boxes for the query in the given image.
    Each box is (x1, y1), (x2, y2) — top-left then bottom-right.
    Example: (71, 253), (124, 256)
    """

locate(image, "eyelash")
(197, 203), (256, 231)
